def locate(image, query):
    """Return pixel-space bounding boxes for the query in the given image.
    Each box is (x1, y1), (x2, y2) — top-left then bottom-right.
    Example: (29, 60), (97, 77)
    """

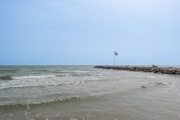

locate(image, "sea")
(0, 65), (180, 120)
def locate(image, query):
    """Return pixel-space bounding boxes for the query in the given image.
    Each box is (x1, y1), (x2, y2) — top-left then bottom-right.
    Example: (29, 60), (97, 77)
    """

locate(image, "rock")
(135, 68), (140, 71)
(140, 67), (151, 72)
(175, 69), (180, 75)
(160, 68), (168, 74)
(167, 68), (176, 74)
(152, 65), (158, 68)
(150, 68), (159, 73)
(94, 65), (180, 75)
(129, 67), (135, 71)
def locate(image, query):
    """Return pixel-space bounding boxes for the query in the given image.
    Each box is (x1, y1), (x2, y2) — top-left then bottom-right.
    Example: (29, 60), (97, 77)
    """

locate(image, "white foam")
(73, 71), (90, 73)
(61, 71), (90, 73)
(153, 82), (172, 86)
(12, 75), (55, 80)
(0, 80), (74, 90)
(148, 76), (156, 79)
(91, 74), (103, 76)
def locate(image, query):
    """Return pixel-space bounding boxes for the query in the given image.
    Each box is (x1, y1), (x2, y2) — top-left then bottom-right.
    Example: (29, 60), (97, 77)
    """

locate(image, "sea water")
(0, 65), (180, 120)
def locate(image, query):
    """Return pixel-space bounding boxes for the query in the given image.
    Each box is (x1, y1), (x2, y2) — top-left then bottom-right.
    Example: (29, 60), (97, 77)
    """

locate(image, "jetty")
(94, 65), (180, 75)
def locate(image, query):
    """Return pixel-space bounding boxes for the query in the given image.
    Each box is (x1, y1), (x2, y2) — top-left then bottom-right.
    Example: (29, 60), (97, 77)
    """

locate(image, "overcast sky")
(0, 0), (180, 65)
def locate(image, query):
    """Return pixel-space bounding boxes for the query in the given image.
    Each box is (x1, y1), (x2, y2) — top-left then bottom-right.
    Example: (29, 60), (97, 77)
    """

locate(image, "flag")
(115, 52), (118, 56)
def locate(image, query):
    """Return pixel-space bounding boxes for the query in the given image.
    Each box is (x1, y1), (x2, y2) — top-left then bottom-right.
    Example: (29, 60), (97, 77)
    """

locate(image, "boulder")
(129, 67), (135, 71)
(145, 67), (151, 72)
(155, 68), (160, 73)
(160, 68), (168, 74)
(152, 65), (158, 68)
(94, 65), (180, 76)
(166, 68), (176, 74)
(175, 69), (180, 75)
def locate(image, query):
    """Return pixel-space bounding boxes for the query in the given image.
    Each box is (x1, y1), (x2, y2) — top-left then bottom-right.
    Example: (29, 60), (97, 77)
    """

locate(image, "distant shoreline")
(94, 65), (180, 75)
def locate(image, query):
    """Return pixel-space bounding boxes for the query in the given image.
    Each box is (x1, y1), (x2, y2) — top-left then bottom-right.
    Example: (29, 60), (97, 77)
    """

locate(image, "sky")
(0, 0), (180, 65)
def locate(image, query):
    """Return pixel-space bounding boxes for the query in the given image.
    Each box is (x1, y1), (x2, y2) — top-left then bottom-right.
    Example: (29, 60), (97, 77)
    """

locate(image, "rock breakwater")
(94, 65), (180, 75)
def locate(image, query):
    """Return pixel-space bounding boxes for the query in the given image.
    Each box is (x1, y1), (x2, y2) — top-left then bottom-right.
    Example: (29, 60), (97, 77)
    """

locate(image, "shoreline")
(94, 65), (180, 75)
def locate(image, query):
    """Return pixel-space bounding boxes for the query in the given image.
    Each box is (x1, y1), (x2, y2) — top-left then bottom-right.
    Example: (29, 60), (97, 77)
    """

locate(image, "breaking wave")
(0, 82), (72, 90)
(0, 78), (109, 90)
(0, 81), (174, 109)
(34, 69), (90, 73)
(12, 73), (102, 80)
(0, 93), (110, 107)
(12, 75), (55, 80)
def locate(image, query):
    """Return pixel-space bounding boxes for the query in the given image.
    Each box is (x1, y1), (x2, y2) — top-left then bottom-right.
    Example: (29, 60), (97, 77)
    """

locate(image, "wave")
(1, 87), (151, 107)
(72, 71), (90, 73)
(58, 71), (90, 73)
(0, 69), (19, 73)
(12, 75), (56, 80)
(0, 89), (128, 108)
(147, 76), (156, 79)
(0, 75), (12, 80)
(0, 94), (106, 107)
(91, 74), (103, 76)
(33, 69), (90, 73)
(154, 82), (172, 85)
(2, 82), (173, 107)
(141, 82), (172, 89)
(65, 73), (102, 77)
(0, 82), (71, 90)
(0, 78), (109, 90)
(11, 73), (101, 80)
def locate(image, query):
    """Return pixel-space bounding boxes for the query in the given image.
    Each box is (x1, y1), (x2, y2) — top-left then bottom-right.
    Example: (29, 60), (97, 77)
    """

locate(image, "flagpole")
(114, 52), (118, 66)
(114, 51), (115, 66)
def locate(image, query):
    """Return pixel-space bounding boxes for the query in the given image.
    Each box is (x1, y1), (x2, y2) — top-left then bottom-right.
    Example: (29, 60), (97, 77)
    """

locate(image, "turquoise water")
(0, 65), (180, 120)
